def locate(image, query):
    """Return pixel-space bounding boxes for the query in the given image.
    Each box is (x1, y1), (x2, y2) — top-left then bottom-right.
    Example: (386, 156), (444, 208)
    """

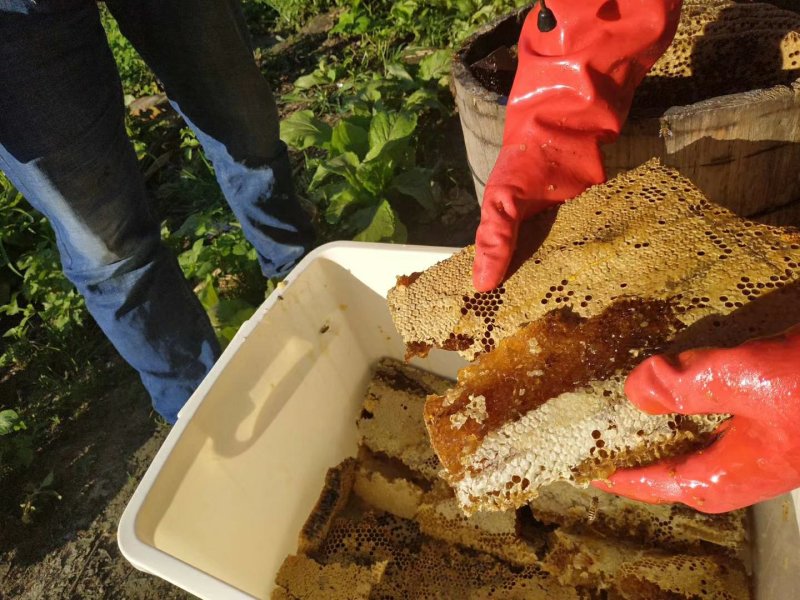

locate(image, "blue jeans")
(0, 0), (314, 422)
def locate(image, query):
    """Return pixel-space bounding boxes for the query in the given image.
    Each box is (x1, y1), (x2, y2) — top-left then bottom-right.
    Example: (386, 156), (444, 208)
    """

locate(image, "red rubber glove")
(593, 325), (800, 513)
(472, 0), (683, 292)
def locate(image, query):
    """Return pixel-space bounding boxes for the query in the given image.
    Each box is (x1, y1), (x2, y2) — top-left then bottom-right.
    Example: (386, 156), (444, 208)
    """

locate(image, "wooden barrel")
(452, 5), (800, 221)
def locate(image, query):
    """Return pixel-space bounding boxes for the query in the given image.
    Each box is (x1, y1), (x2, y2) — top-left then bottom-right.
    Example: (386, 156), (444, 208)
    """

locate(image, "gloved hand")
(472, 0), (683, 292)
(593, 325), (800, 513)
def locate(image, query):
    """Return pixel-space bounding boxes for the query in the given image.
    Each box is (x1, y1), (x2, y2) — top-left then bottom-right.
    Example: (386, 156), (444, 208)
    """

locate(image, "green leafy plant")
(168, 209), (262, 345)
(261, 0), (339, 29)
(0, 409), (33, 478)
(282, 105), (440, 242)
(274, 0), (529, 245)
(280, 45), (457, 241)
(0, 174), (88, 368)
(19, 471), (62, 525)
(100, 8), (159, 99)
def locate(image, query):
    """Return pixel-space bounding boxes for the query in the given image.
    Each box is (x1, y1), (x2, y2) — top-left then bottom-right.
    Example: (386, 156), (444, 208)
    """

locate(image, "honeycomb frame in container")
(356, 358), (446, 481)
(297, 458), (356, 554)
(542, 529), (750, 600)
(286, 458), (582, 599)
(274, 361), (753, 599)
(415, 480), (546, 566)
(388, 159), (800, 513)
(276, 457), (750, 600)
(352, 457), (425, 521)
(312, 502), (582, 599)
(353, 359), (548, 566)
(273, 554), (386, 600)
(529, 482), (747, 555)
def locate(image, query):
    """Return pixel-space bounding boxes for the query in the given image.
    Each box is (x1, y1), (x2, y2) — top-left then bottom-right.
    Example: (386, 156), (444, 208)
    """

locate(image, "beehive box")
(117, 242), (800, 599)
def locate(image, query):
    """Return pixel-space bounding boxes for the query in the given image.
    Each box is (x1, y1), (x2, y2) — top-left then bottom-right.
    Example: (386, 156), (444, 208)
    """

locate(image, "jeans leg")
(106, 0), (314, 278)
(0, 5), (220, 423)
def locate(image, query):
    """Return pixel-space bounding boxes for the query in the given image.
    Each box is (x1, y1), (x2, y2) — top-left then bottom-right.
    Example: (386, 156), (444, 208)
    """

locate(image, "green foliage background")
(0, 0), (528, 503)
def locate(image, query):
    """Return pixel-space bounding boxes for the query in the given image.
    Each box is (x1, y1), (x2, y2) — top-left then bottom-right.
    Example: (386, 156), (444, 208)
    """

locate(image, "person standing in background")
(0, 0), (314, 423)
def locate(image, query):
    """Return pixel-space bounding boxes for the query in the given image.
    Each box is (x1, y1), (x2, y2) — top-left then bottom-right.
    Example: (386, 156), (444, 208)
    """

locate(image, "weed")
(19, 471), (62, 525)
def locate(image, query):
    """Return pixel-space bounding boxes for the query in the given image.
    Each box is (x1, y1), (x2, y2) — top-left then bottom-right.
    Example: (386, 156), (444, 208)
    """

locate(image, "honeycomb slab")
(388, 160), (800, 513)
(635, 0), (800, 112)
(530, 482), (747, 555)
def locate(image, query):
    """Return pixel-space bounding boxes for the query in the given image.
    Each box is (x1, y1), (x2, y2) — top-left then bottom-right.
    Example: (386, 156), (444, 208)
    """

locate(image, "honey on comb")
(543, 529), (750, 599)
(388, 159), (800, 513)
(425, 298), (683, 476)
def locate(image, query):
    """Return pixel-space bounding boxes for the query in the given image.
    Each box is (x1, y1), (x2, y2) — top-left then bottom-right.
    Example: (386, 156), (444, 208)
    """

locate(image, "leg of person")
(0, 3), (220, 423)
(105, 0), (314, 279)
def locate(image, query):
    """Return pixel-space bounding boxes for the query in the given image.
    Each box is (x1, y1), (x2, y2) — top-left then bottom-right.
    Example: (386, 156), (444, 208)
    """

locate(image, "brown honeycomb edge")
(297, 458), (356, 554)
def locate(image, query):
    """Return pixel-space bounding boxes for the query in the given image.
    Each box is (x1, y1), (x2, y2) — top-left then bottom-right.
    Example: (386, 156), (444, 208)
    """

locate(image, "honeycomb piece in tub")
(284, 452), (579, 598)
(354, 447), (547, 566)
(352, 451), (426, 520)
(297, 458), (356, 554)
(542, 529), (750, 599)
(415, 480), (546, 566)
(530, 482), (748, 555)
(356, 358), (447, 481)
(314, 509), (582, 599)
(272, 554), (386, 600)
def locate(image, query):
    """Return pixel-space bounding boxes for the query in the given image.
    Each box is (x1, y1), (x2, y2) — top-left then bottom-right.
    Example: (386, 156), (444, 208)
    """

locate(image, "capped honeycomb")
(273, 360), (751, 599)
(530, 482), (747, 555)
(274, 554), (386, 600)
(356, 358), (447, 481)
(314, 509), (579, 599)
(542, 529), (750, 599)
(387, 160), (800, 513)
(672, 1), (800, 42)
(636, 0), (800, 114)
(470, 1), (800, 114)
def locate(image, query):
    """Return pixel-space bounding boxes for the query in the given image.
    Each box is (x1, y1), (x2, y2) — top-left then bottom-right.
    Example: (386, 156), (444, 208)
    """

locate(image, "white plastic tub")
(118, 241), (800, 600)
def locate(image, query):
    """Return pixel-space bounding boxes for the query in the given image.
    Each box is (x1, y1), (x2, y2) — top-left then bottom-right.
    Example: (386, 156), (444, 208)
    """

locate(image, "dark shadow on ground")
(0, 361), (150, 561)
(400, 114), (482, 248)
(0, 355), (194, 598)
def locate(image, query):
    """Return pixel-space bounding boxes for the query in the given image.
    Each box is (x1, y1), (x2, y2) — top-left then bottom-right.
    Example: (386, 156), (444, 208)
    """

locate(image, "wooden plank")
(660, 83), (800, 215)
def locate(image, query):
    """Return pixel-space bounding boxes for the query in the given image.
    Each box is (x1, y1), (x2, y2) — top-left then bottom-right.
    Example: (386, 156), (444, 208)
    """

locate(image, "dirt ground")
(0, 362), (194, 599)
